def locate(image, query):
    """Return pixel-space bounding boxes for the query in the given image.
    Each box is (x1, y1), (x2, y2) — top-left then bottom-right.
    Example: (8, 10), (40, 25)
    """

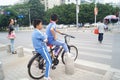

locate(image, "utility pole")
(119, 11), (120, 22)
(94, 0), (98, 26)
(94, 2), (97, 25)
(76, 0), (79, 28)
(29, 9), (31, 27)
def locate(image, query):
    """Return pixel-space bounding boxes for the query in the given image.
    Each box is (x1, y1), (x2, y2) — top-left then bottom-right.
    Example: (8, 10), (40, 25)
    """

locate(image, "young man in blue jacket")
(32, 19), (52, 80)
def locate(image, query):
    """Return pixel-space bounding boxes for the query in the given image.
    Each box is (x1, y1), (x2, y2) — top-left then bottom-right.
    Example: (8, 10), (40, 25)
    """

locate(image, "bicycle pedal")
(41, 69), (45, 73)
(52, 66), (56, 70)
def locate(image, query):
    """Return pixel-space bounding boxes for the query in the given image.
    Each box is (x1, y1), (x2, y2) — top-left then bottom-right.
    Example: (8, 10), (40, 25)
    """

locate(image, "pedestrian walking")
(7, 19), (16, 54)
(32, 19), (52, 80)
(97, 20), (106, 43)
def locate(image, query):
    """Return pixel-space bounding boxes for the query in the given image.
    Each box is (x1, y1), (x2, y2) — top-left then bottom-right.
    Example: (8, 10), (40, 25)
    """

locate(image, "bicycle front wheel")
(27, 53), (45, 79)
(62, 45), (78, 64)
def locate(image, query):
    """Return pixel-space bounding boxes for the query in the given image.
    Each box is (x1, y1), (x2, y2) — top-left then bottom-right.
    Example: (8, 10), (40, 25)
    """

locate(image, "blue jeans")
(10, 39), (15, 52)
(50, 39), (69, 53)
(36, 47), (52, 78)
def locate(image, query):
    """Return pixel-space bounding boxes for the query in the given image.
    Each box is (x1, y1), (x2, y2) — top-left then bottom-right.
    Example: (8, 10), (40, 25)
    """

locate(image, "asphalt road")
(1, 28), (119, 68)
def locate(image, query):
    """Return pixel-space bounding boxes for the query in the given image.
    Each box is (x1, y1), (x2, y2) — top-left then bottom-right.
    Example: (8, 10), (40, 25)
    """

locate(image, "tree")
(44, 4), (76, 24)
(44, 3), (119, 25)
(0, 8), (17, 31)
(11, 3), (30, 26)
(28, 0), (45, 23)
(79, 3), (95, 24)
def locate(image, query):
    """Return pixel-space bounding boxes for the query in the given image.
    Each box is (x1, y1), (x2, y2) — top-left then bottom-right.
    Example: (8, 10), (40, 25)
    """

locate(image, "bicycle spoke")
(62, 45), (78, 64)
(30, 60), (44, 78)
(28, 54), (45, 79)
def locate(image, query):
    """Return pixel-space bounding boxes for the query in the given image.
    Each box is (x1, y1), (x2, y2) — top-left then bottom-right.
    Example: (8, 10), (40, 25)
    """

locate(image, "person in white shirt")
(97, 20), (105, 43)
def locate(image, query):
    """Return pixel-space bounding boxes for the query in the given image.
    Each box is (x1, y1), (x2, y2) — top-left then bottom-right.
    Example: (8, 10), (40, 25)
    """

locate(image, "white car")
(56, 24), (63, 29)
(84, 23), (90, 28)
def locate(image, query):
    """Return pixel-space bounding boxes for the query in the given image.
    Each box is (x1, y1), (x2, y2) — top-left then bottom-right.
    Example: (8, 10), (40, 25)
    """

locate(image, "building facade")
(40, 0), (62, 11)
(41, 0), (95, 11)
(63, 0), (81, 5)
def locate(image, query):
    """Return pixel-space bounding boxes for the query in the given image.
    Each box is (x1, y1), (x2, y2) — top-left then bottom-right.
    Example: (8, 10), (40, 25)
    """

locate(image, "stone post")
(65, 53), (74, 75)
(17, 46), (24, 57)
(0, 62), (5, 80)
(0, 45), (6, 51)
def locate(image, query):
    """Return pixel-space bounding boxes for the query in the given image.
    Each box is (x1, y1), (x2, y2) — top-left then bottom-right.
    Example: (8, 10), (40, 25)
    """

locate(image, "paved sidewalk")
(0, 50), (103, 80)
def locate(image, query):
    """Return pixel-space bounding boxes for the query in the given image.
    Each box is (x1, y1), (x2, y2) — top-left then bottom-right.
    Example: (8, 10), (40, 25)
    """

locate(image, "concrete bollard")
(65, 53), (74, 75)
(0, 62), (5, 80)
(0, 45), (6, 51)
(17, 46), (24, 57)
(6, 44), (11, 53)
(102, 71), (113, 80)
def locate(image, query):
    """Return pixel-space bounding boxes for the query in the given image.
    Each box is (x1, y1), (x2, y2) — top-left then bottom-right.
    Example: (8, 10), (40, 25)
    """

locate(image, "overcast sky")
(0, 0), (119, 6)
(104, 0), (119, 3)
(0, 0), (19, 6)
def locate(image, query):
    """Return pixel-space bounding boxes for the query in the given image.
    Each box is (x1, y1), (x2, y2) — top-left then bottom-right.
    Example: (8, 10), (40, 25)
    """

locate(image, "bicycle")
(27, 33), (78, 79)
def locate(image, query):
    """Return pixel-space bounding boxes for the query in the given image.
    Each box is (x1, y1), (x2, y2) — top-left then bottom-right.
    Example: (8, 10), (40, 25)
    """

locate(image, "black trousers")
(98, 33), (103, 42)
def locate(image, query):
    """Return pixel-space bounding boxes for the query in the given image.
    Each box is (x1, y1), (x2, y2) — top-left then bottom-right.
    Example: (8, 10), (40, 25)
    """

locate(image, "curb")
(75, 59), (110, 75)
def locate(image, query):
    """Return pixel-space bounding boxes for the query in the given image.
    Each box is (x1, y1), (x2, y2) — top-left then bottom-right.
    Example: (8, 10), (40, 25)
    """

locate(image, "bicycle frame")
(48, 33), (75, 59)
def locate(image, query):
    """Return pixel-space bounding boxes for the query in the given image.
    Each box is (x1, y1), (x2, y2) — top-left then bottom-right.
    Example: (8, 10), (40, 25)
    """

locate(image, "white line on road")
(77, 46), (112, 52)
(79, 52), (112, 59)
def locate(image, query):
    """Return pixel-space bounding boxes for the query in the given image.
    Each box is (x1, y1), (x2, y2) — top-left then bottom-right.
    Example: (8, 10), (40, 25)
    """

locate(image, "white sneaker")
(44, 77), (52, 80)
(66, 52), (72, 58)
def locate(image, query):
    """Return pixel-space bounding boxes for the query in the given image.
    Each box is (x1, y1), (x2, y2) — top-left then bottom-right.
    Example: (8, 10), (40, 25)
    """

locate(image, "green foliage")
(0, 7), (17, 31)
(44, 3), (120, 24)
(28, 0), (45, 23)
(79, 3), (95, 24)
(44, 4), (76, 24)
(11, 3), (30, 26)
(0, 0), (45, 30)
(0, 2), (119, 31)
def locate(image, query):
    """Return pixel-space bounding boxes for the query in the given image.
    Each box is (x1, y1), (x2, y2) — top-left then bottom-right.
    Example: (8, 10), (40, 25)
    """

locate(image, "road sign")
(94, 7), (98, 15)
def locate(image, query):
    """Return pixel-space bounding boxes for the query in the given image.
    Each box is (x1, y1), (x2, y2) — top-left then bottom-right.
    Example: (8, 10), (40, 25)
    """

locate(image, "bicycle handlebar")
(61, 33), (75, 38)
(61, 33), (75, 44)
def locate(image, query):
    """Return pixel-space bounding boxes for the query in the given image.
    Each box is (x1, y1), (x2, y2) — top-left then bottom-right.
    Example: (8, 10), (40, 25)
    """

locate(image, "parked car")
(69, 24), (76, 27)
(84, 23), (90, 28)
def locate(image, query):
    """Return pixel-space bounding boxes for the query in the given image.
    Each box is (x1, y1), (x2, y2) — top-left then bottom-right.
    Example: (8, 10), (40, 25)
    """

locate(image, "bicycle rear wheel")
(27, 53), (45, 79)
(62, 45), (78, 64)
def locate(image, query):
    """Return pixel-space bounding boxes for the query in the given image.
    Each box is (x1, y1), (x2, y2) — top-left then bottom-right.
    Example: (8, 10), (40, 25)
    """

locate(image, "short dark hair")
(50, 14), (58, 21)
(33, 19), (42, 28)
(100, 20), (103, 23)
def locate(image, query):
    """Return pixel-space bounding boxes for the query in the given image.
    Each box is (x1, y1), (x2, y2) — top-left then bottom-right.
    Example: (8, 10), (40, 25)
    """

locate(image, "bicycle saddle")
(47, 43), (53, 48)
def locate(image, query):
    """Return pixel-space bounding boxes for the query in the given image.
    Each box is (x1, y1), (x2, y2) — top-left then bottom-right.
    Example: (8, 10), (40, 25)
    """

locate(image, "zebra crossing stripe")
(79, 52), (112, 59)
(77, 46), (112, 52)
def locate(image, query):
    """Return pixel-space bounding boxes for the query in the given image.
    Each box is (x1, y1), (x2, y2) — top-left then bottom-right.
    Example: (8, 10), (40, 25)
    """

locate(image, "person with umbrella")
(104, 15), (118, 23)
